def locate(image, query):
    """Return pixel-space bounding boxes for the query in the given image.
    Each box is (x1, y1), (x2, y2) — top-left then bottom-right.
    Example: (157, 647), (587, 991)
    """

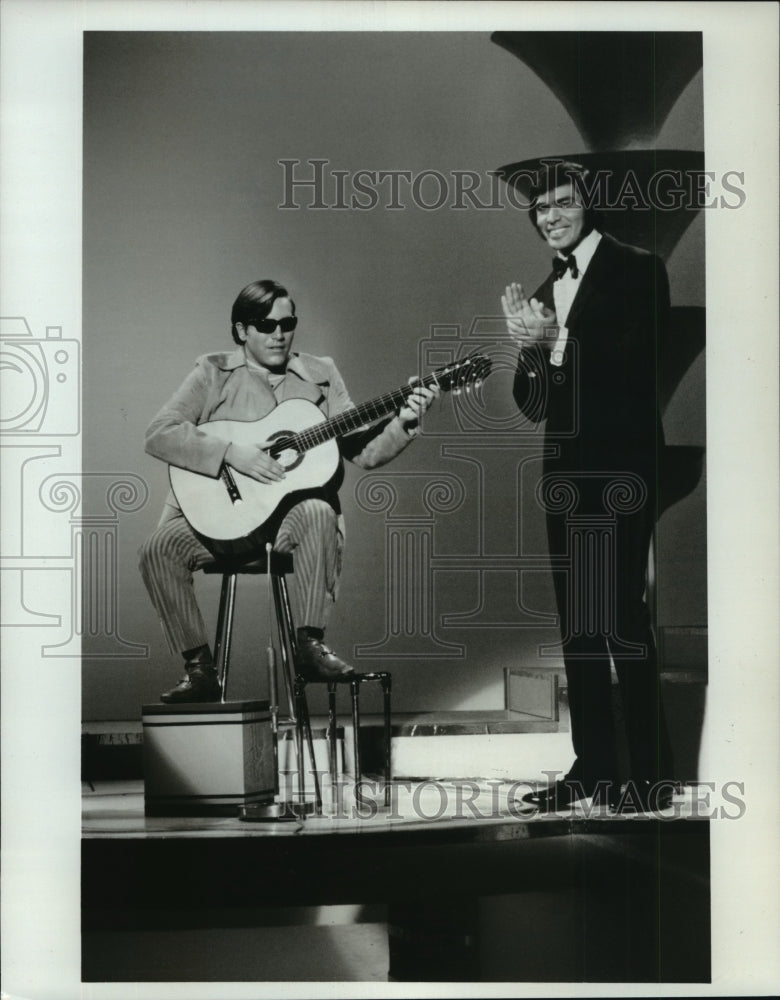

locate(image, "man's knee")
(138, 528), (179, 574)
(297, 496), (336, 516)
(291, 497), (339, 531)
(274, 497), (340, 557)
(138, 535), (155, 573)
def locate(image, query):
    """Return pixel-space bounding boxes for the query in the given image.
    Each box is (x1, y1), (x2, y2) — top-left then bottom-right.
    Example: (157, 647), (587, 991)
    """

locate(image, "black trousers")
(544, 468), (674, 786)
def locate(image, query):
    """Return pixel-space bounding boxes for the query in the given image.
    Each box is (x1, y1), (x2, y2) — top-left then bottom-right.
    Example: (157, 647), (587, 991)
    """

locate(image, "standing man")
(503, 161), (674, 813)
(140, 278), (437, 703)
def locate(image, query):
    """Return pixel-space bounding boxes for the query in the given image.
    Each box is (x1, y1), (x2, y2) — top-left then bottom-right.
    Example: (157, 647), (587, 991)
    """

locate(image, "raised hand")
(501, 282), (558, 351)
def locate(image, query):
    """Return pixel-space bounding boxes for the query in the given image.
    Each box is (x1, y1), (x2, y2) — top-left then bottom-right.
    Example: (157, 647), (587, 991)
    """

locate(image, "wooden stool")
(202, 551), (293, 705)
(202, 551), (393, 814)
(202, 550), (321, 811)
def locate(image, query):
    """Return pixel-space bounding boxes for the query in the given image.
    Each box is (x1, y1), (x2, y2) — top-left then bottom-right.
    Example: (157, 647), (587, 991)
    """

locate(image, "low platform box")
(142, 700), (275, 816)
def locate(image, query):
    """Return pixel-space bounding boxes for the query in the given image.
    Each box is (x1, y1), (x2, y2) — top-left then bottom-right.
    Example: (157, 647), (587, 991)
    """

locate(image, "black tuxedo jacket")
(513, 232), (669, 478)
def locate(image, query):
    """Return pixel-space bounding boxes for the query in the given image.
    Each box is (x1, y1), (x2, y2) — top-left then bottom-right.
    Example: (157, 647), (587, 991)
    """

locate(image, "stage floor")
(81, 777), (712, 983)
(83, 776), (707, 839)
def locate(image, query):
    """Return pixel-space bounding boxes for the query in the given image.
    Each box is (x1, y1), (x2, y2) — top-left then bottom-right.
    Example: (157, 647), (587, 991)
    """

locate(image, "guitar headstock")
(430, 353), (492, 394)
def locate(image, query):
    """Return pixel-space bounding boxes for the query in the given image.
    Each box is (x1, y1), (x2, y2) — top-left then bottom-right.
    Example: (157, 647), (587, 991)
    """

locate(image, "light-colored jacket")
(145, 347), (414, 518)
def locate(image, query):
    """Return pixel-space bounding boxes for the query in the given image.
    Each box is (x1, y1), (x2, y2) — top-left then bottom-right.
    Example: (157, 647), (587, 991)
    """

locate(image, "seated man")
(139, 278), (437, 703)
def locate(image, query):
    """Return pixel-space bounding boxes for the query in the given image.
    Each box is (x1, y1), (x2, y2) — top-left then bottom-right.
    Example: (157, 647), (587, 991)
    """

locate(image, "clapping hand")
(501, 282), (558, 350)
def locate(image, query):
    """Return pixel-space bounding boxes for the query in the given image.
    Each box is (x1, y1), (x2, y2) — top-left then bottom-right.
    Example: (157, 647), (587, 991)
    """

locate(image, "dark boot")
(160, 661), (221, 704)
(295, 628), (354, 680)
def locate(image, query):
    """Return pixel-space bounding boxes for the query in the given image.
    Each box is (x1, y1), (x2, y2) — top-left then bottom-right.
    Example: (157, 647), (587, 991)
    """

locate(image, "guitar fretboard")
(271, 371), (442, 456)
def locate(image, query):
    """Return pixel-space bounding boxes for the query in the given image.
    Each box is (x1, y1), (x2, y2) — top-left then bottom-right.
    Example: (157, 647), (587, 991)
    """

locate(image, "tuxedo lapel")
(562, 233), (617, 331)
(535, 272), (557, 311)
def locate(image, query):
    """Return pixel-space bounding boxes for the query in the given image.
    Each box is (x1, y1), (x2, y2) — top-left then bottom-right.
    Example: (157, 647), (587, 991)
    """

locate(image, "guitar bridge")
(220, 464), (242, 504)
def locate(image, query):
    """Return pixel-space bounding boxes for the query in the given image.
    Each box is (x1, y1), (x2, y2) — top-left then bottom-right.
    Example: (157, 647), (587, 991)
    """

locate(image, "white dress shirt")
(550, 229), (602, 366)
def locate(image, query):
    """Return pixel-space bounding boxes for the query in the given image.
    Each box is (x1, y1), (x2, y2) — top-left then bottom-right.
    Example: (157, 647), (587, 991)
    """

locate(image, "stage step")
(357, 669), (571, 783)
(354, 710), (572, 783)
(82, 668), (705, 788)
(82, 670), (572, 785)
(82, 707), (570, 785)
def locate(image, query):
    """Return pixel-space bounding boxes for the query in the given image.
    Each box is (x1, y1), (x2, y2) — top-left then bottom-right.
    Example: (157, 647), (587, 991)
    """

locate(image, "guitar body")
(167, 352), (491, 553)
(169, 398), (340, 548)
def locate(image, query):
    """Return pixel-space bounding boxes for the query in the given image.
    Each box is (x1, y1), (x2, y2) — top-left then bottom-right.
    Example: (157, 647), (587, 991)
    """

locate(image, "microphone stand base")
(238, 799), (317, 822)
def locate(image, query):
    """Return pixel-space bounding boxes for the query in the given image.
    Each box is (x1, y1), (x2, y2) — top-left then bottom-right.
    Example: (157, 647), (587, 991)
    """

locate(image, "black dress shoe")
(610, 779), (676, 815)
(160, 663), (221, 704)
(295, 634), (354, 681)
(519, 778), (619, 814)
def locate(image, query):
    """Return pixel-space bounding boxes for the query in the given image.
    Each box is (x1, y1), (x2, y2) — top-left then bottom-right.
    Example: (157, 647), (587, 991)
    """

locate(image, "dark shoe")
(519, 778), (619, 814)
(160, 663), (221, 704)
(295, 634), (354, 681)
(610, 779), (676, 815)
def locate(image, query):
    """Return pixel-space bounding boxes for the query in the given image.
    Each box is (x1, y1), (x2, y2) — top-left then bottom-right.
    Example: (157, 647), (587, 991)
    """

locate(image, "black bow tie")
(553, 254), (578, 280)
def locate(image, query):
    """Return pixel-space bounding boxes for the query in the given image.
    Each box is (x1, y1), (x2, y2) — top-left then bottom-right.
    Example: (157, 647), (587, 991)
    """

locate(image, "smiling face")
(235, 297), (296, 372)
(534, 181), (590, 254)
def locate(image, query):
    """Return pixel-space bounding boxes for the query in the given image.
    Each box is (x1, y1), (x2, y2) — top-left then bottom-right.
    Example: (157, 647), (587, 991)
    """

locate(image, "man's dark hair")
(527, 160), (603, 238)
(230, 279), (295, 343)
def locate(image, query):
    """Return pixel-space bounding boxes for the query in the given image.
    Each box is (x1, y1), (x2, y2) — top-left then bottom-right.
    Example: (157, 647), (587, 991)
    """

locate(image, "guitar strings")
(270, 356), (487, 458)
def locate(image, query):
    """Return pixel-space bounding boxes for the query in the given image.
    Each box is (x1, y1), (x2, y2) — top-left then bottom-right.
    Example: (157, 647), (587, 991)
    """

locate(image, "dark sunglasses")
(249, 316), (298, 334)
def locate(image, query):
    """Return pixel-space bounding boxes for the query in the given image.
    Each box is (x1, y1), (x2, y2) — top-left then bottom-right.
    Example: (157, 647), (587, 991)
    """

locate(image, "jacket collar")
(217, 347), (249, 371)
(216, 348), (327, 385)
(555, 228), (602, 275)
(286, 352), (330, 385)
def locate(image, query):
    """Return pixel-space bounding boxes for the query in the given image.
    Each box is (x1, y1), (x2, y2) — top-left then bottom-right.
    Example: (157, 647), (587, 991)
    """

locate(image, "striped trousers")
(138, 498), (343, 656)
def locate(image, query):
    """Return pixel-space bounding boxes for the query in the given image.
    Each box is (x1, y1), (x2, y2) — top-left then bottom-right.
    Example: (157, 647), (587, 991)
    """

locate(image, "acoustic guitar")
(169, 353), (491, 549)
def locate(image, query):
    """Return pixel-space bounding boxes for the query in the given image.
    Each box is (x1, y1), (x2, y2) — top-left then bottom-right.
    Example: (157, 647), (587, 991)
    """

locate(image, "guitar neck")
(288, 372), (441, 455)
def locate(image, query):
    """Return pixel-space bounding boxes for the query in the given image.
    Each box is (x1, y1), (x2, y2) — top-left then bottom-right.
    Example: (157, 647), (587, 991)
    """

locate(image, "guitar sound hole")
(277, 448), (301, 469)
(269, 432), (304, 472)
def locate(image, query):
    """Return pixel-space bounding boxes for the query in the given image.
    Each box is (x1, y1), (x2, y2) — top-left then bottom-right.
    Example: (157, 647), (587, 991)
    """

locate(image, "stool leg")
(327, 681), (338, 790)
(350, 678), (361, 803)
(266, 638), (281, 801)
(215, 573), (237, 704)
(293, 678), (307, 805)
(295, 678), (322, 814)
(275, 565), (298, 659)
(382, 675), (392, 808)
(213, 574), (230, 669)
(272, 572), (297, 721)
(302, 691), (323, 814)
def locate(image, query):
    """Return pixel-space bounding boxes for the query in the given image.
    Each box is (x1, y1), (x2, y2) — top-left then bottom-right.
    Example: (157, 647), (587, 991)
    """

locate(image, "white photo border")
(1, 2), (778, 998)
